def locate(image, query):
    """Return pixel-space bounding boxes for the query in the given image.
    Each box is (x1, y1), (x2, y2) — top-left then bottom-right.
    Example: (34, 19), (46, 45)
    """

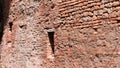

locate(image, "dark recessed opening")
(51, 4), (55, 9)
(117, 20), (120, 23)
(19, 24), (27, 29)
(9, 22), (13, 31)
(0, 2), (2, 42)
(93, 28), (98, 32)
(48, 31), (55, 54)
(19, 25), (24, 28)
(0, 1), (11, 67)
(0, 0), (4, 43)
(46, 28), (55, 54)
(0, 0), (11, 43)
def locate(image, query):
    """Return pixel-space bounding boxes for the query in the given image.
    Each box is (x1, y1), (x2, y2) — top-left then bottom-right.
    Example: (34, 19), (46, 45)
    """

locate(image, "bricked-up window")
(46, 28), (55, 54)
(0, 0), (11, 43)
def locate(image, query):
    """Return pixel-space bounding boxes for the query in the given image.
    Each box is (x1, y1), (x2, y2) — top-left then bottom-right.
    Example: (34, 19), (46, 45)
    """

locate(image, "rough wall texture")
(1, 0), (120, 68)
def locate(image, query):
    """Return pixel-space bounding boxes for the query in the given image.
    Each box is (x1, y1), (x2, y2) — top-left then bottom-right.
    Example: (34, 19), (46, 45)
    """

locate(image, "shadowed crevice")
(45, 28), (55, 54)
(48, 31), (55, 54)
(0, 0), (11, 67)
(0, 0), (11, 43)
(0, 0), (4, 43)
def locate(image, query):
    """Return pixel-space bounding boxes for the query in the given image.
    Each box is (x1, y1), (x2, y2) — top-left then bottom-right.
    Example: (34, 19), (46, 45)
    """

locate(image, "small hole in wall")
(48, 31), (55, 54)
(51, 4), (55, 9)
(19, 25), (27, 29)
(19, 25), (24, 28)
(93, 28), (98, 32)
(45, 28), (55, 54)
(9, 22), (13, 31)
(95, 54), (100, 58)
(117, 20), (120, 23)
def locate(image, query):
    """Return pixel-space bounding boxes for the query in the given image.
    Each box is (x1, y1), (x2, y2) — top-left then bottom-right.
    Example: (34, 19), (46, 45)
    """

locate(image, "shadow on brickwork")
(0, 0), (11, 43)
(0, 0), (11, 67)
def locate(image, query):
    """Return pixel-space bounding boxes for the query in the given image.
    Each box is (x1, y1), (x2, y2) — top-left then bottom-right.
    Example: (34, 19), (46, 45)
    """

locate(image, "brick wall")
(1, 0), (120, 68)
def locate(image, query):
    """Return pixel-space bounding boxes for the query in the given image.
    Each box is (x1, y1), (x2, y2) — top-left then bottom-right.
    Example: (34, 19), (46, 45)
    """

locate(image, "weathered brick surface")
(1, 0), (120, 68)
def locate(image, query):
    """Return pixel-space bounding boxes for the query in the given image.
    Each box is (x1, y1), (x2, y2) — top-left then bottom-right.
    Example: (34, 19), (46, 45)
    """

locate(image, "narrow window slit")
(46, 28), (55, 54)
